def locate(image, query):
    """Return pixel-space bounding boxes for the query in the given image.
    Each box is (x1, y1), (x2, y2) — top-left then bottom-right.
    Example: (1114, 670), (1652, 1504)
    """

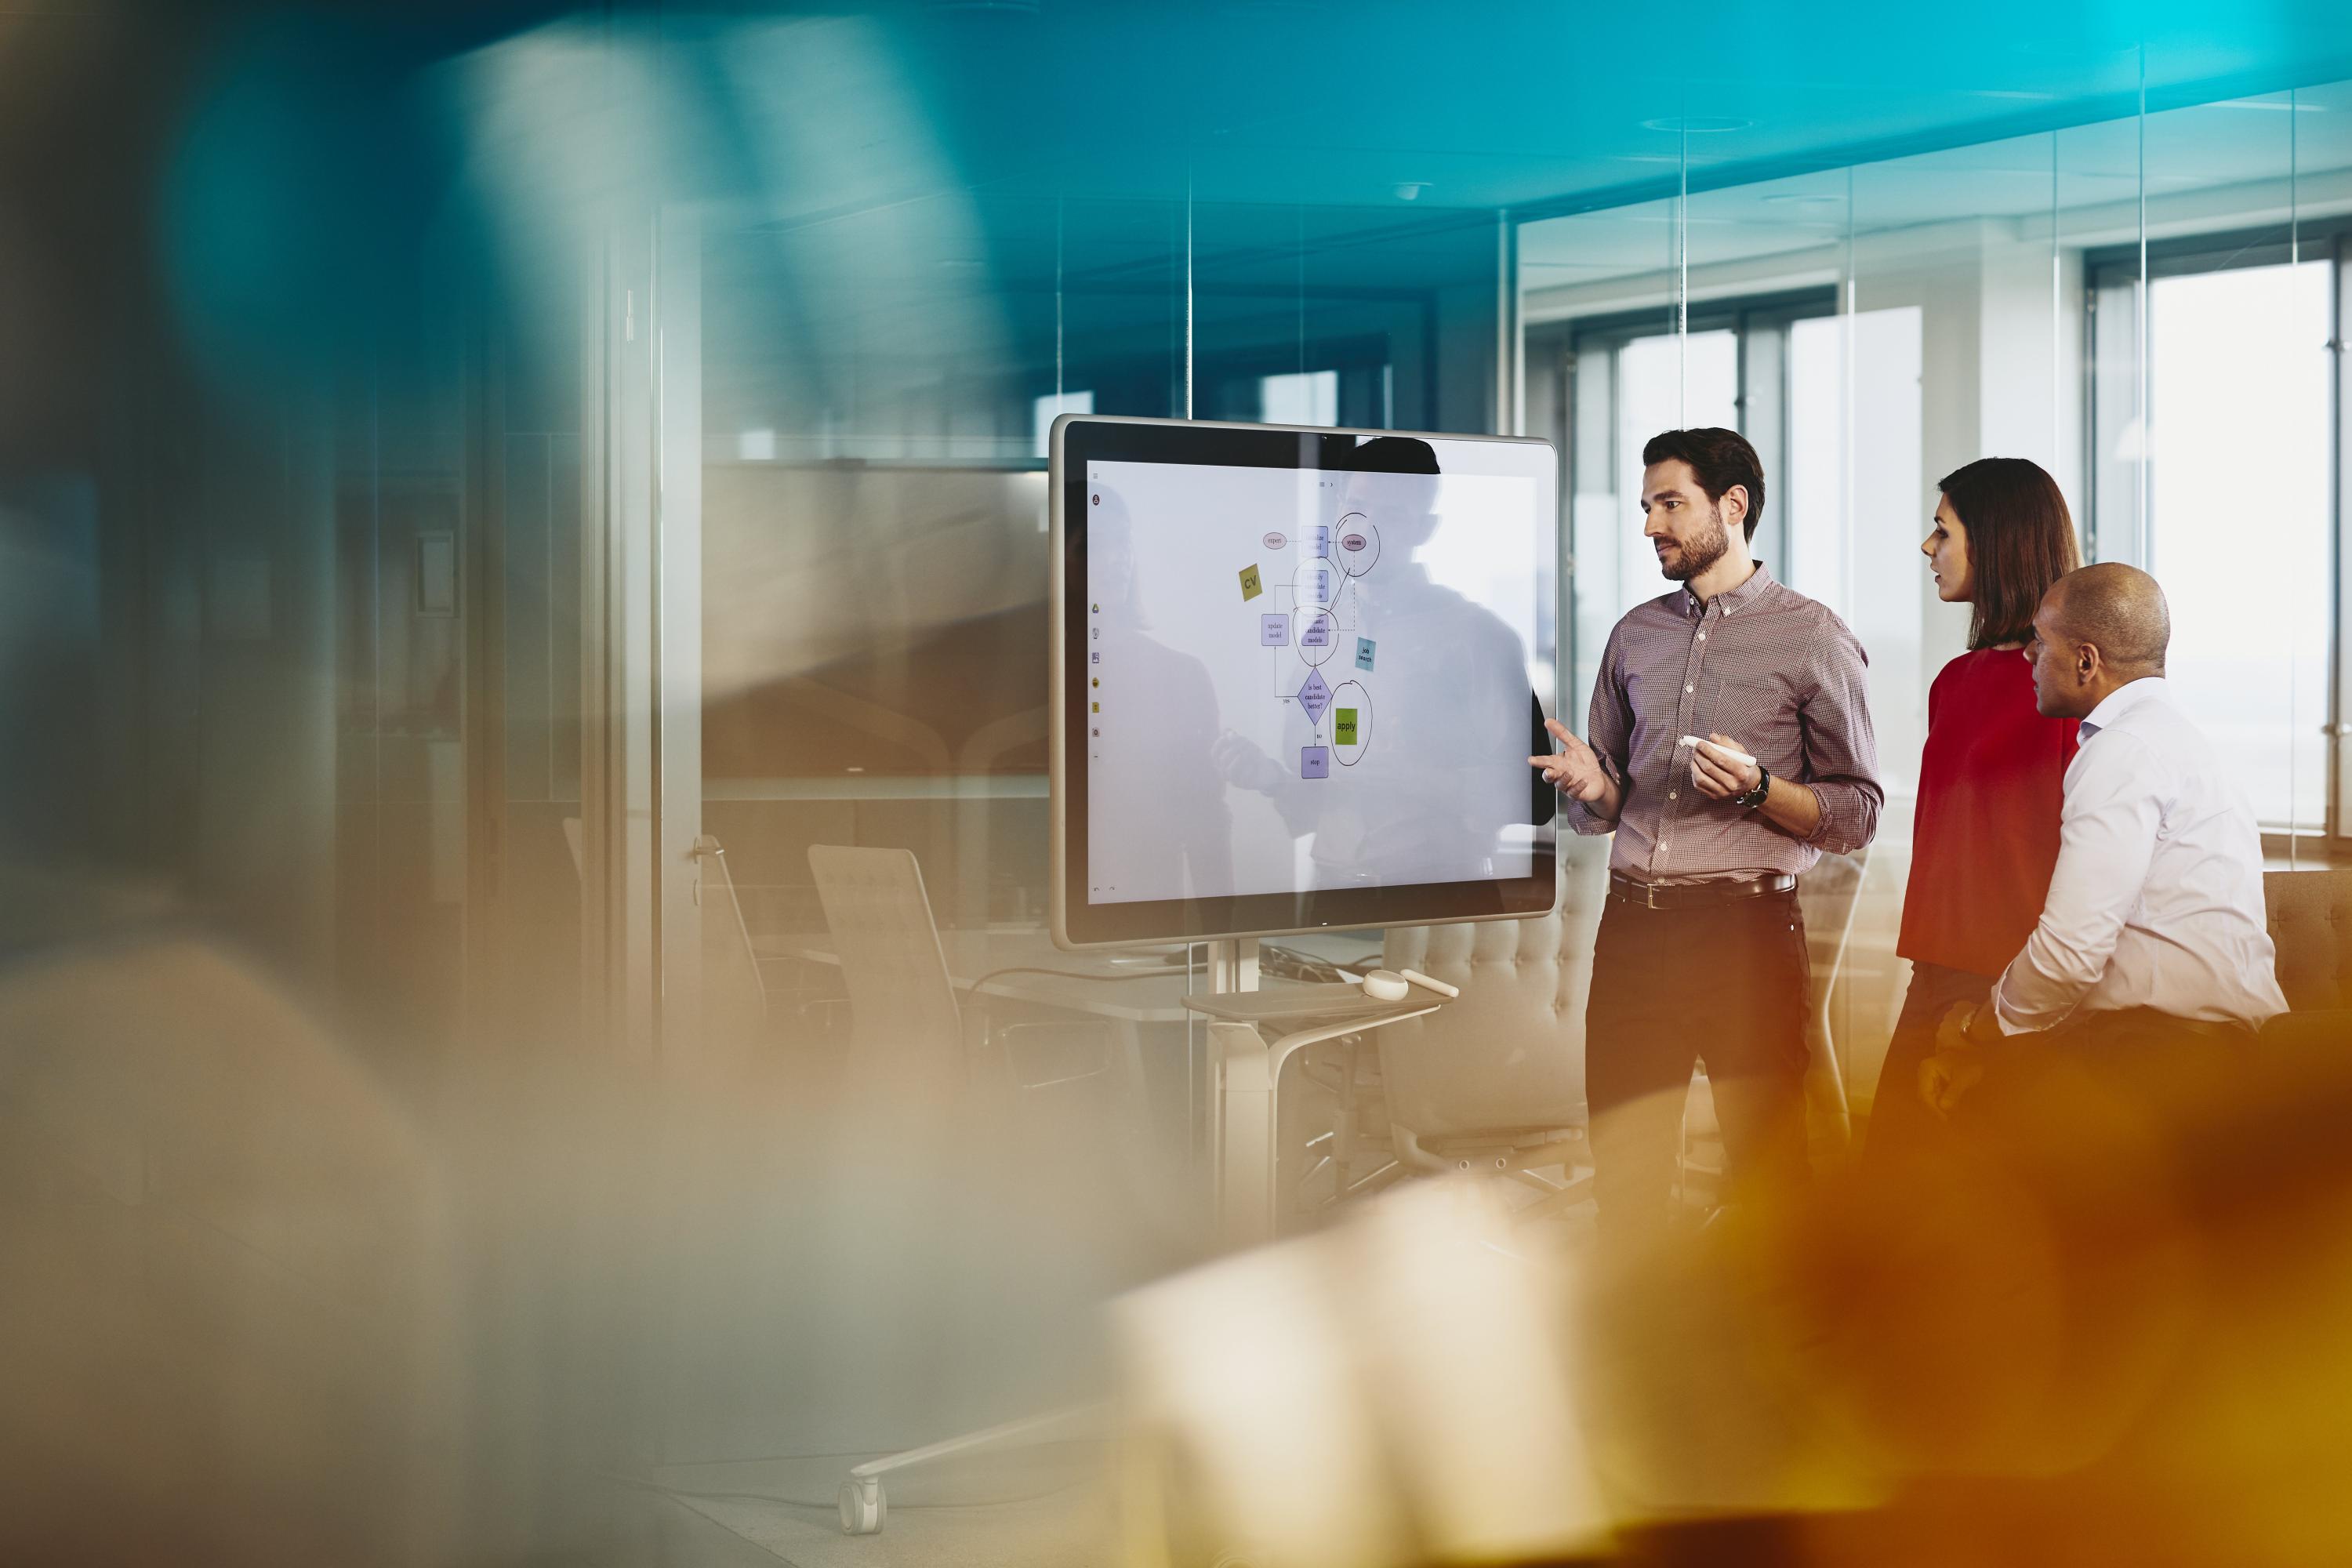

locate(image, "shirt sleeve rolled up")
(1558, 624), (1631, 837)
(1795, 618), (1882, 855)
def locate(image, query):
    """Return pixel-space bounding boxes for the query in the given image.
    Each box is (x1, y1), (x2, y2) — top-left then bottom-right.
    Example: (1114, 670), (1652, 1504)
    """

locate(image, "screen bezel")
(1050, 414), (1560, 950)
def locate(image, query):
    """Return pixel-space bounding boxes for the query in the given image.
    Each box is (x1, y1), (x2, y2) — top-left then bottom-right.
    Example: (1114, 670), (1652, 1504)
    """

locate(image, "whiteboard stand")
(1205, 935), (1259, 997)
(1187, 946), (1451, 1250)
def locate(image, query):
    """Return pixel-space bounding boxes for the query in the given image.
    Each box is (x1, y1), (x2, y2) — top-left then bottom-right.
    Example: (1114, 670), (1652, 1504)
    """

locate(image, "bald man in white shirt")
(1925, 563), (2286, 1114)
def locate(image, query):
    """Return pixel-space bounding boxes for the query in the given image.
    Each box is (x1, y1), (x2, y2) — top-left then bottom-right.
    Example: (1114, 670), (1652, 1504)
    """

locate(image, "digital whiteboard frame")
(1049, 414), (1561, 951)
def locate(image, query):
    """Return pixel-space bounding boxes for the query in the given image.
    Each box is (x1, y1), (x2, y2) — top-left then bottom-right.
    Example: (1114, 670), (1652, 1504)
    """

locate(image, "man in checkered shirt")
(1531, 427), (1882, 1238)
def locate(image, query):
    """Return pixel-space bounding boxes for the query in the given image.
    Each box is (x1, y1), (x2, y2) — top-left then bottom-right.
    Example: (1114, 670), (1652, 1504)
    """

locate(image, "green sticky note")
(1239, 564), (1263, 601)
(1334, 708), (1359, 746)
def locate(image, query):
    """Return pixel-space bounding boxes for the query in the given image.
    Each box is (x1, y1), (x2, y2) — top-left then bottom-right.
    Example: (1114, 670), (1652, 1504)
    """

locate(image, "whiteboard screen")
(1051, 417), (1558, 948)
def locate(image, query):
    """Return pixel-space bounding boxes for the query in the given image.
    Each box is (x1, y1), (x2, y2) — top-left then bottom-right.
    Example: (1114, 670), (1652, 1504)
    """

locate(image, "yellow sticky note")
(1239, 564), (1263, 601)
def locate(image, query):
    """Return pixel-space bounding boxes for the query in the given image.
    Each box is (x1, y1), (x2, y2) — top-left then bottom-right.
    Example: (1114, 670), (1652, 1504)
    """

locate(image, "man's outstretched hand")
(1529, 718), (1617, 811)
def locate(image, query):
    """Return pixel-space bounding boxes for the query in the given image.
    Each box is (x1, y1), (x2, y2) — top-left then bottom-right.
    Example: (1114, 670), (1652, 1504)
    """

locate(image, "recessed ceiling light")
(1642, 115), (1754, 134)
(1393, 181), (1431, 201)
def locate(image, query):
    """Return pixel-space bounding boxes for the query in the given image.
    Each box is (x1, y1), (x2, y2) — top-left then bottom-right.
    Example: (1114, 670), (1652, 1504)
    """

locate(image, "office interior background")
(7, 2), (2352, 1563)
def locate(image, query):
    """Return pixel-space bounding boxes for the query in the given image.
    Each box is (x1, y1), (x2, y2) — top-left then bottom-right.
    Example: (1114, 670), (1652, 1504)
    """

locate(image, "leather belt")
(1607, 871), (1795, 912)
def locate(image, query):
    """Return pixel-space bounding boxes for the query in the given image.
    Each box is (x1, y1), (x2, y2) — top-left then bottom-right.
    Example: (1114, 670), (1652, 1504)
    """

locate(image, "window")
(1033, 389), (1094, 459)
(2091, 236), (2340, 834)
(1259, 369), (1338, 426)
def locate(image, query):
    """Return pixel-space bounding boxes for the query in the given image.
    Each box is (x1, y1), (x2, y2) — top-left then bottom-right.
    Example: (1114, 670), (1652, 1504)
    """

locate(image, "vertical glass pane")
(1679, 164), (1846, 588)
(1613, 326), (1737, 615)
(2308, 81), (2352, 835)
(2147, 260), (2331, 829)
(2128, 90), (2307, 831)
(1519, 191), (1680, 727)
(1189, 197), (1477, 434)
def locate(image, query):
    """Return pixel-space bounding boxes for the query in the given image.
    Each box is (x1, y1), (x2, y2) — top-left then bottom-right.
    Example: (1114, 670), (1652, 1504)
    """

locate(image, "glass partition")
(12, 5), (2352, 1555)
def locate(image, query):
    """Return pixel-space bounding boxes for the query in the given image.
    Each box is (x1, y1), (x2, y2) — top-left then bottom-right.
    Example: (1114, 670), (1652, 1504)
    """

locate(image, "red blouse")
(1897, 647), (2081, 980)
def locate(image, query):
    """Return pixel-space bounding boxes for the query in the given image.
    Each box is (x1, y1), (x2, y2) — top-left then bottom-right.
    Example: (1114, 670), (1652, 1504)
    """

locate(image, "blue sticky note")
(1355, 637), (1376, 672)
(1301, 746), (1330, 780)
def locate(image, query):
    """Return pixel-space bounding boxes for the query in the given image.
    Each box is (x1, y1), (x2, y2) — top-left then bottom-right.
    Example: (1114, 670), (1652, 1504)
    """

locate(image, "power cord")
(962, 964), (1186, 996)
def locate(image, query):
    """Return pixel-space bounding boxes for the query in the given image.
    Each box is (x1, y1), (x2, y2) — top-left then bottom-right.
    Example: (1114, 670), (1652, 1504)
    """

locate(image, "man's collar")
(1683, 558), (1774, 616)
(2080, 674), (2167, 739)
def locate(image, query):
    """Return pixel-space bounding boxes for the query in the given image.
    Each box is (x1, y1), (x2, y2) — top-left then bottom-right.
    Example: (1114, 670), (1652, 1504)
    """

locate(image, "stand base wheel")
(838, 1476), (886, 1534)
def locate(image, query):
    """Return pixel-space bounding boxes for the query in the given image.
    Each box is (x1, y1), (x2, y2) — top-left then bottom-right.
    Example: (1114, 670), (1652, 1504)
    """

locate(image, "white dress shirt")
(1994, 677), (2287, 1032)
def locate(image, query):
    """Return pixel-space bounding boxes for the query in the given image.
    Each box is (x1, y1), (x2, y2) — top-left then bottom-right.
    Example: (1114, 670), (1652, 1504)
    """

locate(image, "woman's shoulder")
(1928, 646), (2043, 728)
(1933, 645), (2030, 688)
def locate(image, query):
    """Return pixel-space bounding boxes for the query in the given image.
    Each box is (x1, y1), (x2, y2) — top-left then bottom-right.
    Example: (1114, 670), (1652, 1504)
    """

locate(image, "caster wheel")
(838, 1476), (886, 1535)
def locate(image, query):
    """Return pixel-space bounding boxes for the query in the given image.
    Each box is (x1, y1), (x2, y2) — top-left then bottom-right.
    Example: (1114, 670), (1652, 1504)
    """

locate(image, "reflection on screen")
(1082, 447), (1544, 906)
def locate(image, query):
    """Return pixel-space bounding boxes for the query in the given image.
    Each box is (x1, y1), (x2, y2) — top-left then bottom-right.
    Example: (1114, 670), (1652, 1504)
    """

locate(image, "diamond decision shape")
(1296, 667), (1332, 724)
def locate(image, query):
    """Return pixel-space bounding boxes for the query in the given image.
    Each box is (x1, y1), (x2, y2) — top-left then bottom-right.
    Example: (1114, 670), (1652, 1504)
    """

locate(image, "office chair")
(2263, 867), (2352, 1012)
(806, 844), (1131, 1101)
(1374, 835), (1613, 1221)
(806, 845), (964, 1093)
(803, 844), (1128, 1534)
(1797, 847), (1869, 1156)
(2257, 868), (2352, 1053)
(692, 836), (770, 1051)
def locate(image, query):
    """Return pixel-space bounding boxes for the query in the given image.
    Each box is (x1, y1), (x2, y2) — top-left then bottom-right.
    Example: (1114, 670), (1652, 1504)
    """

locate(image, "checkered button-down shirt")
(1560, 562), (1882, 884)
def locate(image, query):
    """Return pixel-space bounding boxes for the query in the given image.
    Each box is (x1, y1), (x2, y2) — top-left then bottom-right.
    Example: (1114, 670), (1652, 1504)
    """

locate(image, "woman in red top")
(1864, 457), (2081, 1169)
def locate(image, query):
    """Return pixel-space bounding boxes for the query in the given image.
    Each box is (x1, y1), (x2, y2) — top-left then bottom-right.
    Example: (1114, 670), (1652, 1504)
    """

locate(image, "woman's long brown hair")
(1939, 456), (2082, 650)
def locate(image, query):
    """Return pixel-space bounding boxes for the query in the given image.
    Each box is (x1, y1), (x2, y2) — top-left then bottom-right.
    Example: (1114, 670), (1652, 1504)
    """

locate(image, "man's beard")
(1658, 506), (1730, 583)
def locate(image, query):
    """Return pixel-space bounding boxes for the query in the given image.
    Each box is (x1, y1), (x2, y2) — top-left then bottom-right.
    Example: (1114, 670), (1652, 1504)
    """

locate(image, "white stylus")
(1398, 968), (1460, 998)
(1676, 735), (1757, 768)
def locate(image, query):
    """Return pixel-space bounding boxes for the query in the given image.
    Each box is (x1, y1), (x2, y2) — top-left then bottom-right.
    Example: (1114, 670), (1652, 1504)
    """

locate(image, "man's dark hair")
(1642, 427), (1766, 542)
(1938, 456), (2082, 651)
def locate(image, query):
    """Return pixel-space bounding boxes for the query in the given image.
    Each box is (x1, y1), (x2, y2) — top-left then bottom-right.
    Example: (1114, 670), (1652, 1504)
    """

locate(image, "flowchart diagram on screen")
(1244, 511), (1383, 779)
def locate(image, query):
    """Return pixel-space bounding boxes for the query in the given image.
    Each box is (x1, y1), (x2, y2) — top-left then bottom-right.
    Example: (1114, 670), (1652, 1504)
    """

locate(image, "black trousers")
(1584, 887), (1812, 1236)
(1859, 960), (1996, 1180)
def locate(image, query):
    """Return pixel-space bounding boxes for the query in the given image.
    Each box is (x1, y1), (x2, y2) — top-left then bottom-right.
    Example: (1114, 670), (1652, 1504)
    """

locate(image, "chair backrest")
(1376, 835), (1611, 1142)
(807, 845), (965, 1078)
(2264, 868), (2352, 1013)
(695, 836), (769, 1043)
(1794, 848), (1869, 1149)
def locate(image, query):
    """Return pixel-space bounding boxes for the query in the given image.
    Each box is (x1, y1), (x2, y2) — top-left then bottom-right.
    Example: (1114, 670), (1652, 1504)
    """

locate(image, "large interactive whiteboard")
(1050, 416), (1559, 949)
